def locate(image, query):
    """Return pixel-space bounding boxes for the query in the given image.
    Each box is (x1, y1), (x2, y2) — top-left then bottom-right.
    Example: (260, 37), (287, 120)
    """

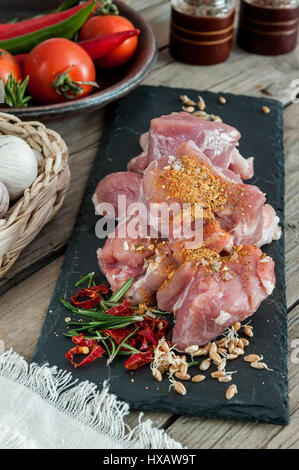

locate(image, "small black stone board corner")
(33, 85), (289, 425)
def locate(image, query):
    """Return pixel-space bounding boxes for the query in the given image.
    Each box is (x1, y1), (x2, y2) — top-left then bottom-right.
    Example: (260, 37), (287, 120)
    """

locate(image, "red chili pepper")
(106, 300), (133, 316)
(0, 2), (95, 40)
(65, 334), (105, 368)
(125, 351), (154, 370)
(70, 283), (109, 309)
(79, 29), (140, 60)
(71, 288), (100, 309)
(101, 327), (133, 346)
(14, 29), (140, 67)
(89, 283), (110, 295)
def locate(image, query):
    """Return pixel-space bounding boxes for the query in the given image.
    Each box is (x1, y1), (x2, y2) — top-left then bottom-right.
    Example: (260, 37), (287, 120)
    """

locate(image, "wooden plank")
(163, 304), (299, 449)
(143, 42), (299, 105)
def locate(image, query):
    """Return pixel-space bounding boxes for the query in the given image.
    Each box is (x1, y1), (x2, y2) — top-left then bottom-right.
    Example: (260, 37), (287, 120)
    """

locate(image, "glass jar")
(237, 0), (299, 55)
(169, 0), (236, 65)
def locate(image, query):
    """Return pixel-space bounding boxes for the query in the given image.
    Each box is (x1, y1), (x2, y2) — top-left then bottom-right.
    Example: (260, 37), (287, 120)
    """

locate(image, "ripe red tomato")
(0, 48), (22, 83)
(23, 38), (97, 104)
(79, 15), (138, 68)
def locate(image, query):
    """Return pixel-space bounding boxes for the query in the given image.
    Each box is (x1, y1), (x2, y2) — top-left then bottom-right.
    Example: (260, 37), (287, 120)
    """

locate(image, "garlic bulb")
(0, 135), (38, 200)
(33, 149), (44, 172)
(0, 180), (9, 218)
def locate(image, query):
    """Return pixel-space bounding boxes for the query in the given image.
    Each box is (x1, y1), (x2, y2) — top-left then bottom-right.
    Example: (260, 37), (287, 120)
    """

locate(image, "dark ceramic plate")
(0, 1), (157, 120)
(33, 86), (289, 425)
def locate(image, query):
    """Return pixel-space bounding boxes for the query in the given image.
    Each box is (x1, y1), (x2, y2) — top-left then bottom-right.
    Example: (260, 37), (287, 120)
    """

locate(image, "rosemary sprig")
(1, 73), (31, 108)
(75, 272), (96, 288)
(107, 327), (139, 366)
(109, 277), (134, 302)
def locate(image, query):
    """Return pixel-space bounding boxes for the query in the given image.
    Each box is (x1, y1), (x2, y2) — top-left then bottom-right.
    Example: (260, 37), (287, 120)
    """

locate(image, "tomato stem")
(52, 67), (98, 99)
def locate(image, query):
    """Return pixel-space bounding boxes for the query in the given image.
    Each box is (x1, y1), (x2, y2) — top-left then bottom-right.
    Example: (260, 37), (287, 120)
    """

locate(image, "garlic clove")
(0, 180), (9, 219)
(0, 135), (38, 200)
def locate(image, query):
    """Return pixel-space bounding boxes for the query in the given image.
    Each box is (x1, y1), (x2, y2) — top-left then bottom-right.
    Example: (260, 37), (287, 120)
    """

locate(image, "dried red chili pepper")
(70, 283), (108, 309)
(125, 351), (154, 370)
(65, 334), (105, 368)
(106, 300), (132, 316)
(101, 327), (134, 347)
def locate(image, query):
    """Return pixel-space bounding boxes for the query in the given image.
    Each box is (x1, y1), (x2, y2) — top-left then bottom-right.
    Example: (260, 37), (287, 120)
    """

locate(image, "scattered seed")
(219, 96), (226, 104)
(65, 317), (71, 323)
(237, 339), (244, 349)
(243, 325), (253, 337)
(217, 337), (229, 348)
(228, 340), (236, 354)
(244, 354), (262, 363)
(210, 352), (222, 365)
(183, 105), (195, 113)
(160, 341), (170, 353)
(227, 353), (238, 360)
(179, 95), (195, 106)
(218, 359), (227, 371)
(226, 384), (238, 400)
(200, 358), (211, 371)
(153, 368), (163, 382)
(234, 347), (245, 355)
(232, 321), (241, 331)
(262, 106), (270, 114)
(180, 363), (188, 376)
(193, 348), (208, 357)
(175, 371), (191, 380)
(239, 337), (249, 347)
(174, 381), (187, 395)
(185, 344), (199, 355)
(211, 371), (226, 379)
(250, 361), (267, 369)
(81, 346), (89, 355)
(209, 342), (217, 354)
(198, 96), (206, 111)
(218, 375), (232, 383)
(192, 374), (206, 383)
(217, 347), (227, 355)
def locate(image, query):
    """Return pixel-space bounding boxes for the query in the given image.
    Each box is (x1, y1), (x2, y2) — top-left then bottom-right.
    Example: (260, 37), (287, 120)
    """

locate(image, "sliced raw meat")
(259, 204), (282, 247)
(97, 216), (156, 292)
(92, 172), (142, 218)
(127, 112), (253, 179)
(126, 242), (178, 305)
(127, 148), (149, 173)
(141, 142), (271, 246)
(229, 148), (254, 180)
(156, 245), (275, 349)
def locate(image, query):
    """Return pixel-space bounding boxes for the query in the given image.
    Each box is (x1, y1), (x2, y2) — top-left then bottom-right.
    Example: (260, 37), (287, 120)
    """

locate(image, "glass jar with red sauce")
(169, 0), (235, 65)
(237, 0), (299, 55)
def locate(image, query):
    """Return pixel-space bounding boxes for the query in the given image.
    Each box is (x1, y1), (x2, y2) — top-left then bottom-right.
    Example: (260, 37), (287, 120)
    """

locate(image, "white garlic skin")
(0, 135), (38, 200)
(0, 180), (9, 218)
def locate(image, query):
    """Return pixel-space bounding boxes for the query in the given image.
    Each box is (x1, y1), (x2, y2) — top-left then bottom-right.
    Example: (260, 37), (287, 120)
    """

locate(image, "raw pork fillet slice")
(97, 216), (176, 303)
(126, 241), (178, 305)
(127, 112), (254, 179)
(97, 216), (155, 292)
(156, 245), (275, 349)
(92, 172), (142, 218)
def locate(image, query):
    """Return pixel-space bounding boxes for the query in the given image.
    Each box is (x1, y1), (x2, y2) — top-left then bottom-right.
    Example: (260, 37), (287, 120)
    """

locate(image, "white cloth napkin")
(0, 349), (183, 449)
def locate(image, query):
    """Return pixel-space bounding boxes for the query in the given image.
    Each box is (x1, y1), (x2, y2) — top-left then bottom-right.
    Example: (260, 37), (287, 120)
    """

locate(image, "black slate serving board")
(33, 85), (289, 425)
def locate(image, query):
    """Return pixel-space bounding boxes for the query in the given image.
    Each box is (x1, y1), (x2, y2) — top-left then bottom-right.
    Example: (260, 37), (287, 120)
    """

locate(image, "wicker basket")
(0, 112), (70, 279)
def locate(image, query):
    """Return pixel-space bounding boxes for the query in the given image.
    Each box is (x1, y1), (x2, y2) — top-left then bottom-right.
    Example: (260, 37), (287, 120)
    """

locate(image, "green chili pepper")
(0, 1), (95, 54)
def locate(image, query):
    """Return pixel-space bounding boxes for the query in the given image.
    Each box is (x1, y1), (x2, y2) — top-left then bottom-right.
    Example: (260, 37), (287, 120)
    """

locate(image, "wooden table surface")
(1, 0), (299, 449)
